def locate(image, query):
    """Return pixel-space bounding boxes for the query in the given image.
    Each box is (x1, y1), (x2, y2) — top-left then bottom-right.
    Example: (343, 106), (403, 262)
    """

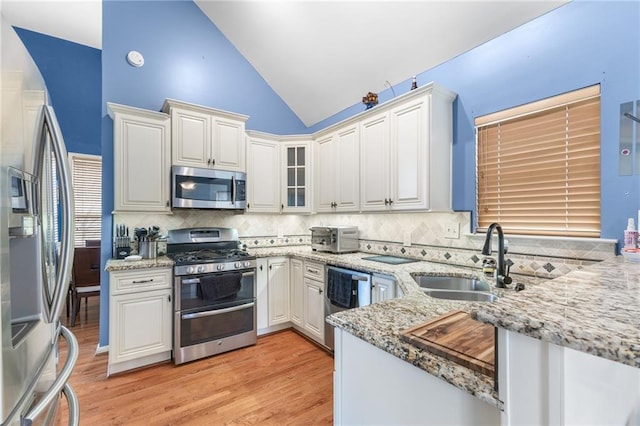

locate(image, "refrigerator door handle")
(34, 106), (76, 323)
(22, 326), (79, 426)
(61, 383), (80, 426)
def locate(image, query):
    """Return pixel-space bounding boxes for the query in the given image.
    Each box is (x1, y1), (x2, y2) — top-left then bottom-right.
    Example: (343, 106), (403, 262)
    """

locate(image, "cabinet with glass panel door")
(281, 139), (311, 213)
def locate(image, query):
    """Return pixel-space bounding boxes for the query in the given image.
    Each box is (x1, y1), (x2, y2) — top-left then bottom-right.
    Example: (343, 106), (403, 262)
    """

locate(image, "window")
(475, 85), (601, 237)
(69, 153), (102, 247)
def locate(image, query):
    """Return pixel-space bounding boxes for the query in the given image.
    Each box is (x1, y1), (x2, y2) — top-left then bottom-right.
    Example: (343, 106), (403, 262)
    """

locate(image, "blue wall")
(13, 28), (102, 156)
(102, 0), (306, 134)
(310, 1), (640, 243)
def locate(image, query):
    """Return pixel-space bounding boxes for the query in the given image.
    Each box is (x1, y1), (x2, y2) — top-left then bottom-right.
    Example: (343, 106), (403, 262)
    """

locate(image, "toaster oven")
(310, 226), (358, 253)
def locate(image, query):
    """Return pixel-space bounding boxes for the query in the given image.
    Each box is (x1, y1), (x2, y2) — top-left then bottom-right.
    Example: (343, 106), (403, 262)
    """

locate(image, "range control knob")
(217, 264), (225, 271)
(234, 262), (241, 268)
(187, 266), (195, 274)
(197, 266), (205, 273)
(243, 261), (251, 268)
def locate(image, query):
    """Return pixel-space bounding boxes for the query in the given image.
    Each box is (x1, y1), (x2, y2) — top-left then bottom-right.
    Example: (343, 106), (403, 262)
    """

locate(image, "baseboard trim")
(95, 344), (109, 355)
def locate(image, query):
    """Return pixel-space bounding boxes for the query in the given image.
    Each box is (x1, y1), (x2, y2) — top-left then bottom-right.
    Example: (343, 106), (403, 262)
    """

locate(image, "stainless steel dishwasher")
(324, 266), (371, 351)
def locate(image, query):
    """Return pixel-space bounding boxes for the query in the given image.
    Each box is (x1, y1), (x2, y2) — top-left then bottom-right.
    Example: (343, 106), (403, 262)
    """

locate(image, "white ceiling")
(1, 0), (568, 127)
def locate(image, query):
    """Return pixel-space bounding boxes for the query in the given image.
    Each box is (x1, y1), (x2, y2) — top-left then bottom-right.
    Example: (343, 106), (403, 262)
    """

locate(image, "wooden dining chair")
(70, 246), (101, 326)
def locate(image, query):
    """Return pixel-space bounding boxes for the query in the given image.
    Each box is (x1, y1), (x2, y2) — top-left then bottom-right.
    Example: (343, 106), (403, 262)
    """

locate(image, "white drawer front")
(110, 268), (172, 295)
(304, 261), (325, 281)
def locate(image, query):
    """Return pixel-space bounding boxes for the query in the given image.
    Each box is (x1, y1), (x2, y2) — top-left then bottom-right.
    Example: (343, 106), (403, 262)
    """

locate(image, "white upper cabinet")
(246, 133), (312, 214)
(108, 103), (171, 213)
(281, 139), (312, 213)
(162, 99), (247, 172)
(315, 124), (360, 213)
(360, 111), (391, 211)
(360, 83), (456, 212)
(247, 135), (280, 213)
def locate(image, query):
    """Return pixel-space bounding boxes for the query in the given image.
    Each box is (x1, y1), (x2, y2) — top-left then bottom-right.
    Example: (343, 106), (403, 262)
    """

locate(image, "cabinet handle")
(269, 264), (272, 270)
(260, 265), (263, 271)
(212, 158), (216, 166)
(132, 279), (154, 284)
(281, 204), (284, 211)
(389, 198), (393, 205)
(247, 203), (250, 209)
(308, 268), (319, 274)
(384, 198), (389, 205)
(168, 294), (171, 302)
(207, 158), (211, 166)
(319, 288), (323, 294)
(166, 200), (170, 207)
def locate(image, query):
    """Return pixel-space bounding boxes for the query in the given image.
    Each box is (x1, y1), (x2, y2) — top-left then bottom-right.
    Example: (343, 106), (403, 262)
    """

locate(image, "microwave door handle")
(231, 175), (236, 205)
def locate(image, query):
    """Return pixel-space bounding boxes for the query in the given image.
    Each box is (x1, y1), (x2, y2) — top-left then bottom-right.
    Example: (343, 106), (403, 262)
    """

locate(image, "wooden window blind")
(475, 85), (601, 237)
(70, 153), (102, 246)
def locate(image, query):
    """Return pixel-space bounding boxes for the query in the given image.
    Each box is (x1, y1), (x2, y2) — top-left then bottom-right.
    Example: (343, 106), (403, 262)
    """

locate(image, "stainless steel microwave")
(172, 166), (246, 210)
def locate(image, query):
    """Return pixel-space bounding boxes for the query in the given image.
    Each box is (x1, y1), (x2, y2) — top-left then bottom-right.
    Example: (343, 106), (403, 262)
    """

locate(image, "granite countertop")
(102, 245), (640, 409)
(472, 255), (640, 369)
(105, 256), (174, 272)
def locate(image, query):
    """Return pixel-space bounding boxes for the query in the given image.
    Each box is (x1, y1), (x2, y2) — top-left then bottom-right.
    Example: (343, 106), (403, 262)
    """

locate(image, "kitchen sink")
(413, 275), (490, 292)
(423, 290), (498, 303)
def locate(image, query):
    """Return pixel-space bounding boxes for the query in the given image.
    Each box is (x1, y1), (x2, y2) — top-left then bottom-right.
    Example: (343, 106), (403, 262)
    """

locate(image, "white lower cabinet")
(268, 257), (290, 326)
(108, 267), (173, 375)
(290, 258), (304, 326)
(284, 258), (326, 346)
(257, 257), (292, 335)
(302, 277), (324, 343)
(371, 274), (397, 303)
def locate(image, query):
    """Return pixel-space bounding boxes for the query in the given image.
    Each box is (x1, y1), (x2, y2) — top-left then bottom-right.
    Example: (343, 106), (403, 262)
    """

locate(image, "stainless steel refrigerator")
(1, 105), (79, 425)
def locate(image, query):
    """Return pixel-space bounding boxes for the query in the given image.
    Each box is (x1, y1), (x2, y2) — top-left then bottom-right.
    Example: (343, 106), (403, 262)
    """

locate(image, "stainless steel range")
(167, 227), (256, 364)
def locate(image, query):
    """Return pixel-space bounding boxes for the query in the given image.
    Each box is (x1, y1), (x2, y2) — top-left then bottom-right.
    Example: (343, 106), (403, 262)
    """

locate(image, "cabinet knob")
(247, 203), (250, 209)
(319, 288), (323, 294)
(389, 198), (393, 205)
(166, 200), (170, 207)
(212, 158), (216, 167)
(384, 198), (389, 205)
(207, 158), (211, 166)
(269, 264), (272, 270)
(260, 265), (263, 271)
(281, 204), (284, 211)
(168, 294), (171, 302)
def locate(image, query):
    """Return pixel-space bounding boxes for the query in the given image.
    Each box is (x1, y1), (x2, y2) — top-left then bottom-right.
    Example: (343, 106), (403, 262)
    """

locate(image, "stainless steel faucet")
(482, 223), (512, 288)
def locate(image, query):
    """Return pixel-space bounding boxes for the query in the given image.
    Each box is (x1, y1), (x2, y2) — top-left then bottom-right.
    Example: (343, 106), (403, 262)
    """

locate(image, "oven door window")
(175, 175), (232, 202)
(179, 270), (254, 311)
(179, 302), (254, 346)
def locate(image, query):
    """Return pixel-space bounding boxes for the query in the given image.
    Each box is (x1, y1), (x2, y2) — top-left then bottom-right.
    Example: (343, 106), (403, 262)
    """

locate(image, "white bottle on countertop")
(623, 218), (638, 249)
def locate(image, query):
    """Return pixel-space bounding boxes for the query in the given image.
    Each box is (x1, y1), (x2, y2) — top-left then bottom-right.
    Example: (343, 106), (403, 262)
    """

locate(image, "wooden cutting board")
(400, 310), (495, 376)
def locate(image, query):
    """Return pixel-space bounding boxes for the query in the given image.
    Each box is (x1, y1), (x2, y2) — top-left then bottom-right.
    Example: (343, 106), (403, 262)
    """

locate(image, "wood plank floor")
(58, 297), (334, 425)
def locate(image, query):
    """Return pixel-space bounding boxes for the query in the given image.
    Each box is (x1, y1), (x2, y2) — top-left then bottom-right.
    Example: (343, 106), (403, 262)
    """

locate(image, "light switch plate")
(445, 223), (460, 239)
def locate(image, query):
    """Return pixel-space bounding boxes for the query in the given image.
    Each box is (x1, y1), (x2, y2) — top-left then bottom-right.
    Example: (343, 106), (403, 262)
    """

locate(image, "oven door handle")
(180, 270), (254, 286)
(181, 302), (255, 320)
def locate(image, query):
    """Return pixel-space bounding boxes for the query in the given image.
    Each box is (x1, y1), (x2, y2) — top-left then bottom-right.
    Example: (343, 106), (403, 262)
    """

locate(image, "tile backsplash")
(114, 209), (617, 279)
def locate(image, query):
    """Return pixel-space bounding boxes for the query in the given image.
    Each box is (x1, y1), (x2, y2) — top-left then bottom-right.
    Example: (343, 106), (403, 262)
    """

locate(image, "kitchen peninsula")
(107, 244), (640, 425)
(245, 245), (640, 425)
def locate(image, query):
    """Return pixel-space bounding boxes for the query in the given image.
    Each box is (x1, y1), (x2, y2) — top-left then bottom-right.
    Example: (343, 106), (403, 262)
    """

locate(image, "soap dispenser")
(624, 218), (638, 249)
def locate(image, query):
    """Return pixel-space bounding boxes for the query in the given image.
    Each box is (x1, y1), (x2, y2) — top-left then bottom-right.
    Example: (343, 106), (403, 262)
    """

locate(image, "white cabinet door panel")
(360, 112), (390, 211)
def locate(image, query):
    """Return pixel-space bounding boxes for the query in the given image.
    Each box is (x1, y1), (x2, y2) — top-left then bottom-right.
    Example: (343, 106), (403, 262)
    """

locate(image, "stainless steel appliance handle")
(181, 270), (254, 285)
(231, 175), (236, 205)
(35, 106), (75, 323)
(61, 383), (80, 426)
(181, 302), (255, 320)
(23, 326), (78, 425)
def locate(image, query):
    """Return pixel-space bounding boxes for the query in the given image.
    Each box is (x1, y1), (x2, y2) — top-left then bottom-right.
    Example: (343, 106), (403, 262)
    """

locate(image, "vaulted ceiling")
(1, 0), (568, 127)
